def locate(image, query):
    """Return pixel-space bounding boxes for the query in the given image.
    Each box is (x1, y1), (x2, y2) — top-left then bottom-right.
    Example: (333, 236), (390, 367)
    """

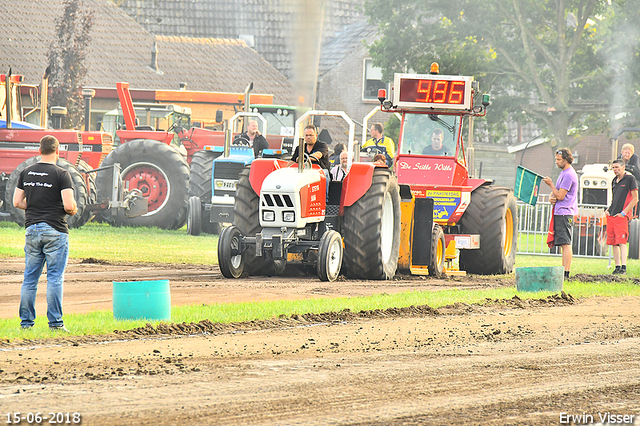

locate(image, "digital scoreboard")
(393, 73), (474, 110)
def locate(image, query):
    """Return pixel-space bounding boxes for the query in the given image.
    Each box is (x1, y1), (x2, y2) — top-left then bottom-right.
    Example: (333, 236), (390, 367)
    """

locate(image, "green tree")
(47, 0), (94, 129)
(364, 0), (640, 152)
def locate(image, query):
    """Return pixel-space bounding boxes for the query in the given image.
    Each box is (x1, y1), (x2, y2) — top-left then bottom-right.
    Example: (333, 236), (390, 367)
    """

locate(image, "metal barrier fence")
(516, 201), (611, 258)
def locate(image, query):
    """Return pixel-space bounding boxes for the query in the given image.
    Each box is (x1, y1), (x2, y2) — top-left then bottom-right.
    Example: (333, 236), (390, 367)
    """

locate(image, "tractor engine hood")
(259, 167), (326, 228)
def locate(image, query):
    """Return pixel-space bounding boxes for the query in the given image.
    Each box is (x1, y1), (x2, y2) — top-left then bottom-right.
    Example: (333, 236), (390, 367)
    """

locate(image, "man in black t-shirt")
(289, 124), (330, 197)
(605, 159), (639, 274)
(13, 135), (77, 332)
(289, 124), (330, 170)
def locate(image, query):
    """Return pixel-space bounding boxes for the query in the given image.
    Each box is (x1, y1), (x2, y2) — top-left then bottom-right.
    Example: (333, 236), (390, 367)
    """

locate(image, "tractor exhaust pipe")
(5, 68), (12, 129)
(40, 66), (50, 128)
(242, 82), (253, 133)
(82, 88), (95, 131)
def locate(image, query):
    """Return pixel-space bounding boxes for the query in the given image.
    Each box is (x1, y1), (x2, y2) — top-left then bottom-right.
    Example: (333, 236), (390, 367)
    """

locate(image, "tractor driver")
(422, 129), (450, 156)
(233, 120), (269, 157)
(289, 125), (330, 170)
(289, 124), (331, 194)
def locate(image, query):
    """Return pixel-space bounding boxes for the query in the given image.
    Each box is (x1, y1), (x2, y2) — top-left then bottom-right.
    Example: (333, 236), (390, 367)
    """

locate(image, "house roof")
(115, 0), (367, 79)
(318, 20), (378, 77)
(0, 0), (293, 104)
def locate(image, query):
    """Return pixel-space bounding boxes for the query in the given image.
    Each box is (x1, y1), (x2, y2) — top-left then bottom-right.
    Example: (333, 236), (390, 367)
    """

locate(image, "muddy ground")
(1, 257), (639, 425)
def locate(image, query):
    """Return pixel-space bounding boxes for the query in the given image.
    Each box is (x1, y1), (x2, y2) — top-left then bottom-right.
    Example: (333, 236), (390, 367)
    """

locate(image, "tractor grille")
(213, 162), (245, 180)
(582, 188), (607, 206)
(262, 193), (294, 208)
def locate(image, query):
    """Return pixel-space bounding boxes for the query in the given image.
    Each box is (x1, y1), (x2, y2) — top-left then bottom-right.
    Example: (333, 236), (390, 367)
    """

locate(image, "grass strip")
(2, 281), (639, 342)
(0, 222), (218, 265)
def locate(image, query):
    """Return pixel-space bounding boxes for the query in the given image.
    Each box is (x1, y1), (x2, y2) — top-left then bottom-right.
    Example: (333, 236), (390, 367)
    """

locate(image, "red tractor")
(0, 70), (145, 228)
(376, 65), (517, 275)
(217, 110), (402, 281)
(97, 82), (294, 229)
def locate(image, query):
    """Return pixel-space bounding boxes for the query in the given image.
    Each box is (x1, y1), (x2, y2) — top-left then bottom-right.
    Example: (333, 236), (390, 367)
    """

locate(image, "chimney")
(151, 41), (159, 71)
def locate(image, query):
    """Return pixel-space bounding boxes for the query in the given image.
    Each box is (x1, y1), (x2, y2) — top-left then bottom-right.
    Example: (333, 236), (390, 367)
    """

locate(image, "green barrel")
(515, 266), (564, 292)
(113, 280), (171, 321)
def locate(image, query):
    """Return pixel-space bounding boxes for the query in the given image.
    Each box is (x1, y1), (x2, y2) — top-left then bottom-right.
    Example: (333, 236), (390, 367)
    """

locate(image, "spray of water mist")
(606, 17), (640, 134)
(290, 0), (326, 110)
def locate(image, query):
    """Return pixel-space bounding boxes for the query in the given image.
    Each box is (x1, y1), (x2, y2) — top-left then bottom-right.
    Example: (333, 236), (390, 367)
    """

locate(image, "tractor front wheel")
(218, 225), (244, 278)
(459, 186), (517, 274)
(187, 196), (202, 236)
(188, 150), (219, 234)
(317, 230), (343, 282)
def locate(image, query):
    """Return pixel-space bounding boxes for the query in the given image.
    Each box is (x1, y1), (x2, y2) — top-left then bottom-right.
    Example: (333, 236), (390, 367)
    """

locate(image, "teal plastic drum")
(113, 280), (171, 321)
(515, 267), (564, 292)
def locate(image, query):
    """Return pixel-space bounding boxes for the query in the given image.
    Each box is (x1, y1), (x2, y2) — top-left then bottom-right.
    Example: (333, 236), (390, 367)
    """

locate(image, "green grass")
(2, 281), (639, 341)
(2, 221), (639, 342)
(0, 221), (219, 264)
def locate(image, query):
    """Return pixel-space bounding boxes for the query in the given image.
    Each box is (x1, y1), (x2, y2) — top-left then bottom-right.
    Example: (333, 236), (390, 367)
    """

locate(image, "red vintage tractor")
(97, 82), (295, 229)
(376, 65), (517, 275)
(217, 110), (402, 281)
(0, 70), (145, 228)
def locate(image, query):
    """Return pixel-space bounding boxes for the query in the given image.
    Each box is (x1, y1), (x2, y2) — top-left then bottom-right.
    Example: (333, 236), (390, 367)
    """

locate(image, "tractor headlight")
(283, 211), (295, 222)
(583, 180), (590, 187)
(601, 180), (607, 187)
(263, 210), (275, 221)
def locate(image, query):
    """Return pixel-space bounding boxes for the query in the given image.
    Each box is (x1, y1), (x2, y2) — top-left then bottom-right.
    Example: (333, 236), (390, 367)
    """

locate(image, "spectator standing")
(362, 123), (396, 168)
(330, 151), (349, 181)
(233, 120), (269, 157)
(13, 135), (77, 331)
(605, 159), (639, 274)
(542, 148), (578, 279)
(618, 143), (640, 185)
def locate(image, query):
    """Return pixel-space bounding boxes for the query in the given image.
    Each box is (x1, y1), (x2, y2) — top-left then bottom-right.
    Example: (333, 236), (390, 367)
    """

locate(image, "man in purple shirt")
(543, 148), (578, 279)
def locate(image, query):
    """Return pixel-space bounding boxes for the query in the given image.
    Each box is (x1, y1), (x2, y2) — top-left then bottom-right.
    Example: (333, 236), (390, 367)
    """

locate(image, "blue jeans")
(20, 223), (69, 328)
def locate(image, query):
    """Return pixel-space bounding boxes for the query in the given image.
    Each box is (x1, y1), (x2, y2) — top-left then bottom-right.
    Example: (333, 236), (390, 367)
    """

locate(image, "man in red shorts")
(605, 159), (638, 274)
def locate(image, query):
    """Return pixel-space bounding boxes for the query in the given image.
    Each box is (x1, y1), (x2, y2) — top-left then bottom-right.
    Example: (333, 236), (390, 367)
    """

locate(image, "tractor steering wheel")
(302, 153), (313, 170)
(233, 135), (251, 147)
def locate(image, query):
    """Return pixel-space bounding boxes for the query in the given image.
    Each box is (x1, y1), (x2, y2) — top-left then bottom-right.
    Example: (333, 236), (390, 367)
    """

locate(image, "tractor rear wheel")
(218, 225), (244, 278)
(96, 139), (189, 229)
(317, 230), (343, 282)
(234, 166), (279, 275)
(459, 186), (517, 274)
(5, 157), (89, 229)
(628, 218), (639, 260)
(429, 224), (445, 277)
(342, 168), (401, 279)
(188, 150), (219, 234)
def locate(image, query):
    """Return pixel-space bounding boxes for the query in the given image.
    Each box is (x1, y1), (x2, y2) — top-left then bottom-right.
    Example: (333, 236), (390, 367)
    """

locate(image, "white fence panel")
(516, 201), (611, 259)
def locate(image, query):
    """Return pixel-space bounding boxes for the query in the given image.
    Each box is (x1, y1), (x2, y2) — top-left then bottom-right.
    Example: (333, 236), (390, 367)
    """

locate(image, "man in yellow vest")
(362, 123), (396, 168)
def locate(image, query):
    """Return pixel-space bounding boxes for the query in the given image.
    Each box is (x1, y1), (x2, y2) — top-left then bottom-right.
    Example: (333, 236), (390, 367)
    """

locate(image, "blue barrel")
(515, 267), (564, 292)
(113, 280), (171, 321)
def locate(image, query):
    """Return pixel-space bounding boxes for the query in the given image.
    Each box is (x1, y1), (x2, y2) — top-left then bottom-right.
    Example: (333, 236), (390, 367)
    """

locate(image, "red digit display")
(396, 75), (470, 109)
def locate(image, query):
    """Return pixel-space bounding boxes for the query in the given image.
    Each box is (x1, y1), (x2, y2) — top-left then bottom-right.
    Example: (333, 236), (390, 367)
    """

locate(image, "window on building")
(363, 58), (388, 101)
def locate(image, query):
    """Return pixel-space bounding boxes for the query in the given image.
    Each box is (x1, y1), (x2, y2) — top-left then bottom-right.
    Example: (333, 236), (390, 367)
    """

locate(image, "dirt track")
(1, 258), (639, 425)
